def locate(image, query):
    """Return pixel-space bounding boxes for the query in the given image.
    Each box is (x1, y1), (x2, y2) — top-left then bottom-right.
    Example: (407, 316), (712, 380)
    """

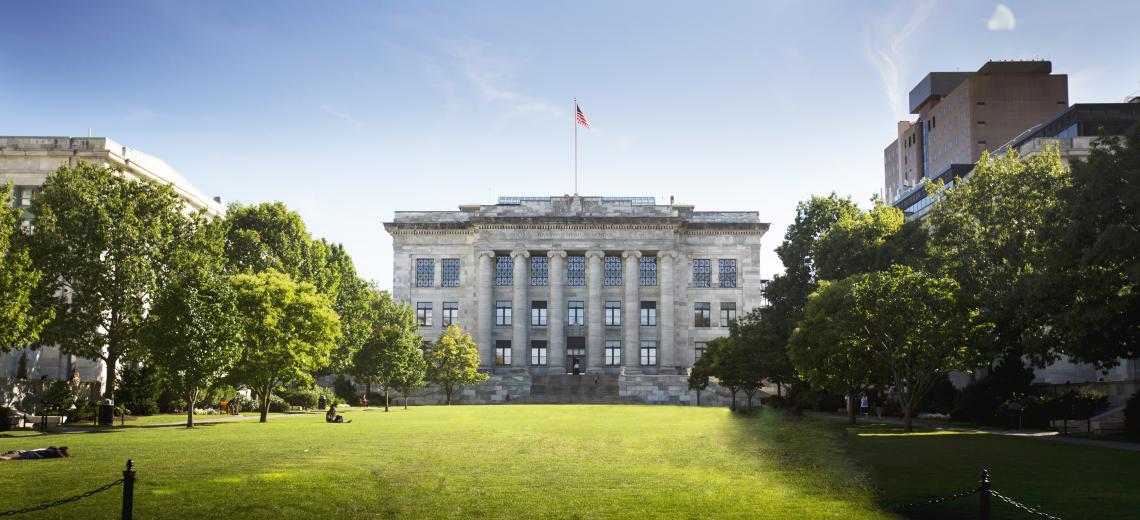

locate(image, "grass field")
(1, 406), (1138, 519)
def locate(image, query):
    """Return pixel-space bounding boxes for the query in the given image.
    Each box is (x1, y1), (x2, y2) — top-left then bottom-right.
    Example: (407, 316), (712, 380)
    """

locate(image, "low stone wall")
(407, 373), (532, 405)
(619, 374), (734, 406)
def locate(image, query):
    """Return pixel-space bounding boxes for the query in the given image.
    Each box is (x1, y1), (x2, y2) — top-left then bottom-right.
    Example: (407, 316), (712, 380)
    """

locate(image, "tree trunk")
(186, 389), (197, 428)
(776, 382), (783, 399)
(445, 385), (453, 405)
(696, 390), (701, 406)
(258, 386), (270, 423)
(384, 388), (390, 412)
(847, 395), (857, 425)
(747, 391), (753, 411)
(730, 389), (737, 411)
(404, 392), (409, 410)
(104, 352), (119, 400)
(903, 405), (913, 433)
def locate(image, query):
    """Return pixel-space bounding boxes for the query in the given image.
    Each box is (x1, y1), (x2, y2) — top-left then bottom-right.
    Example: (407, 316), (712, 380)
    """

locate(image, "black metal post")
(122, 459), (135, 520)
(979, 469), (990, 520)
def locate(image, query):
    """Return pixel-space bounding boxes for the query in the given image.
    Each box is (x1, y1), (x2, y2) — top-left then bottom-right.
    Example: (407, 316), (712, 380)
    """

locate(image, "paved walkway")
(808, 411), (1140, 452)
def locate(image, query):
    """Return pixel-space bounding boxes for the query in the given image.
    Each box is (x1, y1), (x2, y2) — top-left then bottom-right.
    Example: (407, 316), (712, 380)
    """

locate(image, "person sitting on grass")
(0, 446), (71, 460)
(325, 404), (351, 423)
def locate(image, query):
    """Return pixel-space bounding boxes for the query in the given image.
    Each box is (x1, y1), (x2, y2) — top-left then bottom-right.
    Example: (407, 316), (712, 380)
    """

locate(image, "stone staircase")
(529, 374), (624, 404)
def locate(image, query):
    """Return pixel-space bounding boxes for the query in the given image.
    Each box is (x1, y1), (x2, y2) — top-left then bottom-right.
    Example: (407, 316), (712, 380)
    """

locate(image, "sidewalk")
(808, 411), (1140, 452)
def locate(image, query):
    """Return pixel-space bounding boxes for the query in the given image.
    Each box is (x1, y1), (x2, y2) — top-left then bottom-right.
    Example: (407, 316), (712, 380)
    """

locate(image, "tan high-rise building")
(884, 61), (1068, 209)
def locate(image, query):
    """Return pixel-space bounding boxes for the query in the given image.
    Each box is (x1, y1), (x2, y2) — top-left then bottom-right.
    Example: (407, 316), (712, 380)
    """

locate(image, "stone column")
(658, 251), (677, 372)
(585, 250), (605, 370)
(476, 251), (495, 369)
(622, 250), (641, 371)
(547, 251), (567, 374)
(511, 250), (530, 369)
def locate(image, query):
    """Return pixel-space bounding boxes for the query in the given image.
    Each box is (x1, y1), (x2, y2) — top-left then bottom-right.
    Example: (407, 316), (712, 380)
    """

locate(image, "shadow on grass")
(841, 422), (1140, 520)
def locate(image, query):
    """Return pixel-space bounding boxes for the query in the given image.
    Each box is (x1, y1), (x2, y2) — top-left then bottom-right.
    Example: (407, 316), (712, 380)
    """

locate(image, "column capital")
(477, 251), (496, 259)
(510, 250), (531, 259)
(547, 250), (568, 259)
(585, 250), (605, 260)
(657, 251), (678, 260)
(622, 250), (643, 259)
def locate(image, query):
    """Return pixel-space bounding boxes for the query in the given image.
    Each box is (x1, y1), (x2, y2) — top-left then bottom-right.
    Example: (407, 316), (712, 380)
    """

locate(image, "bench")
(290, 405), (304, 412)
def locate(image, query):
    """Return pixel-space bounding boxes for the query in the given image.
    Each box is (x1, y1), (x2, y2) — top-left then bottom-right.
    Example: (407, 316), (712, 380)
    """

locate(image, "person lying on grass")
(325, 405), (351, 423)
(0, 447), (71, 460)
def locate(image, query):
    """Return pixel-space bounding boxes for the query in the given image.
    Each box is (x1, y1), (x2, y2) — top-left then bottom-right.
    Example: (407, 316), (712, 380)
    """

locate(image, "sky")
(3, 1), (1138, 288)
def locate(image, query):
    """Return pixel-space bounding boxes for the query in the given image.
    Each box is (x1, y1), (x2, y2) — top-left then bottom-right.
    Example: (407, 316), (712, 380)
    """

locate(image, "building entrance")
(567, 337), (585, 375)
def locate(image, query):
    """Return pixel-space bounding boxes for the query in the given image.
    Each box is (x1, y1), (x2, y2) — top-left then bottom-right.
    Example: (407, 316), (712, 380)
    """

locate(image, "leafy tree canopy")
(0, 182), (50, 352)
(426, 324), (487, 405)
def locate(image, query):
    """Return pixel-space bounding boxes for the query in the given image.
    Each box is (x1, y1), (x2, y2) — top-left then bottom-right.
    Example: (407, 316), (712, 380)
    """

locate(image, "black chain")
(0, 478), (123, 516)
(991, 489), (1064, 520)
(893, 486), (979, 512)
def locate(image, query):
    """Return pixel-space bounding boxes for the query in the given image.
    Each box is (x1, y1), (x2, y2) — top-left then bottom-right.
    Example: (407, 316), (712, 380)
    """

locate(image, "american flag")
(576, 103), (590, 128)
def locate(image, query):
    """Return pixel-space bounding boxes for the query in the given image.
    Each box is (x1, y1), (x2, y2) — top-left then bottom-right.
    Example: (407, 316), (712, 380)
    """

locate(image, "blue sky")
(3, 1), (1138, 288)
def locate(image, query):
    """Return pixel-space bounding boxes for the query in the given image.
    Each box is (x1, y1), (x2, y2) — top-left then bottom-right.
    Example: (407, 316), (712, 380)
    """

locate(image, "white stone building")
(0, 136), (224, 388)
(384, 195), (768, 403)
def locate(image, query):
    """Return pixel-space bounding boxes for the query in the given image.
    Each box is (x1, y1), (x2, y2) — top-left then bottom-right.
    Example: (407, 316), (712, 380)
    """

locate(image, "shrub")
(278, 387), (318, 409)
(116, 364), (164, 416)
(39, 380), (76, 414)
(267, 394), (291, 413)
(1125, 391), (1140, 438)
(951, 352), (1037, 426)
(333, 375), (358, 402)
(918, 373), (958, 414)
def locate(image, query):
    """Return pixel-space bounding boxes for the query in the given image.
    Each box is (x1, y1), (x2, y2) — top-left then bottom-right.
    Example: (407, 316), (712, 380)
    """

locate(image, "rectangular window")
(639, 256), (657, 286)
(567, 255), (586, 286)
(640, 340), (657, 366)
(495, 255), (513, 286)
(442, 302), (459, 327)
(531, 301), (548, 326)
(605, 340), (621, 366)
(416, 302), (432, 327)
(719, 259), (737, 288)
(640, 301), (657, 326)
(495, 341), (512, 366)
(530, 256), (549, 286)
(567, 301), (584, 326)
(694, 302), (711, 327)
(603, 255), (622, 286)
(720, 302), (737, 327)
(692, 259), (711, 287)
(530, 341), (548, 366)
(442, 258), (460, 287)
(604, 301), (621, 326)
(18, 187), (34, 207)
(567, 337), (586, 358)
(695, 342), (707, 360)
(495, 300), (512, 326)
(415, 259), (435, 287)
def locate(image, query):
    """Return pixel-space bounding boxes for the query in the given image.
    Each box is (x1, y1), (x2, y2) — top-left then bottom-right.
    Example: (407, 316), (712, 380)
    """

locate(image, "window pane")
(495, 340), (512, 366)
(567, 255), (586, 286)
(531, 301), (548, 326)
(640, 301), (657, 326)
(530, 256), (549, 286)
(496, 300), (512, 326)
(416, 302), (432, 327)
(416, 259), (435, 287)
(694, 302), (711, 327)
(604, 256), (622, 286)
(605, 340), (621, 366)
(442, 258), (461, 287)
(531, 341), (548, 366)
(605, 301), (621, 326)
(495, 255), (513, 285)
(443, 302), (459, 327)
(568, 300), (585, 326)
(720, 302), (737, 327)
(693, 259), (710, 288)
(640, 340), (657, 366)
(719, 259), (737, 288)
(639, 256), (657, 286)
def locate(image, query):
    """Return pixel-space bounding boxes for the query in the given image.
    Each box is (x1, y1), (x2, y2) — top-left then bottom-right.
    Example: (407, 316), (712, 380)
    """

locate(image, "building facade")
(384, 195), (767, 401)
(884, 60), (1068, 210)
(0, 136), (224, 386)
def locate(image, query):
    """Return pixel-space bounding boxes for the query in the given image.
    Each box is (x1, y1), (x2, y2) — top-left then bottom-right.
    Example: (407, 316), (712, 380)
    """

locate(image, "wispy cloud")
(320, 103), (362, 127)
(986, 4), (1016, 31)
(864, 0), (937, 120)
(441, 39), (566, 119)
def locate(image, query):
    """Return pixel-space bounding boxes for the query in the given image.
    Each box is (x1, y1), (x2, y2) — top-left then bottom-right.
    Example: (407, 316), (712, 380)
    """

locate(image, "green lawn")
(847, 423), (1140, 519)
(1, 405), (887, 519)
(2, 406), (1137, 519)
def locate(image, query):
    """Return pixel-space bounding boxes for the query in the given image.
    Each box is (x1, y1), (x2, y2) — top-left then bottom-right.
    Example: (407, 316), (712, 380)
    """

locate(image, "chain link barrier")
(0, 478), (123, 517)
(893, 486), (979, 512)
(991, 489), (1065, 520)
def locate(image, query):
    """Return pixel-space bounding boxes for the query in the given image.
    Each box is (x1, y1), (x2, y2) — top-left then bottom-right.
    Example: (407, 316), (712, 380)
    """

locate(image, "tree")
(704, 337), (761, 412)
(228, 270), (340, 422)
(788, 277), (880, 425)
(1031, 123), (1140, 366)
(0, 182), (50, 352)
(731, 307), (795, 399)
(813, 201), (927, 280)
(223, 202), (328, 286)
(850, 266), (986, 432)
(393, 346), (427, 410)
(687, 353), (712, 406)
(142, 216), (242, 428)
(350, 292), (422, 412)
(28, 163), (186, 398)
(319, 241), (375, 373)
(925, 149), (1068, 365)
(425, 324), (487, 405)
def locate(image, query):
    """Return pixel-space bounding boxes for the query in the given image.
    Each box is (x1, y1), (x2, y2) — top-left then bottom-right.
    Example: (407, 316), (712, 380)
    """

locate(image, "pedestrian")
(860, 395), (869, 417)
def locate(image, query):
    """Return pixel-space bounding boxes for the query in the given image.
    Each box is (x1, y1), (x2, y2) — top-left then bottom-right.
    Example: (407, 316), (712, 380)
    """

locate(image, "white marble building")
(0, 136), (224, 388)
(384, 195), (768, 385)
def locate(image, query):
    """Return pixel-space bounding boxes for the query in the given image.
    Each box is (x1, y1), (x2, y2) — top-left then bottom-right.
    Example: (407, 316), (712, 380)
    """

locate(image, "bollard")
(979, 469), (990, 520)
(122, 459), (135, 520)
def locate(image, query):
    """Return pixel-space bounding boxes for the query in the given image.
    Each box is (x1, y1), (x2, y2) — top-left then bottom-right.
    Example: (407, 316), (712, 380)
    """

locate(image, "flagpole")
(573, 97), (578, 195)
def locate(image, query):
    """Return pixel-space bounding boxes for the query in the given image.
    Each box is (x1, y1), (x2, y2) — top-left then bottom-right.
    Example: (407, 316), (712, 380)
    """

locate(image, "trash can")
(98, 399), (115, 426)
